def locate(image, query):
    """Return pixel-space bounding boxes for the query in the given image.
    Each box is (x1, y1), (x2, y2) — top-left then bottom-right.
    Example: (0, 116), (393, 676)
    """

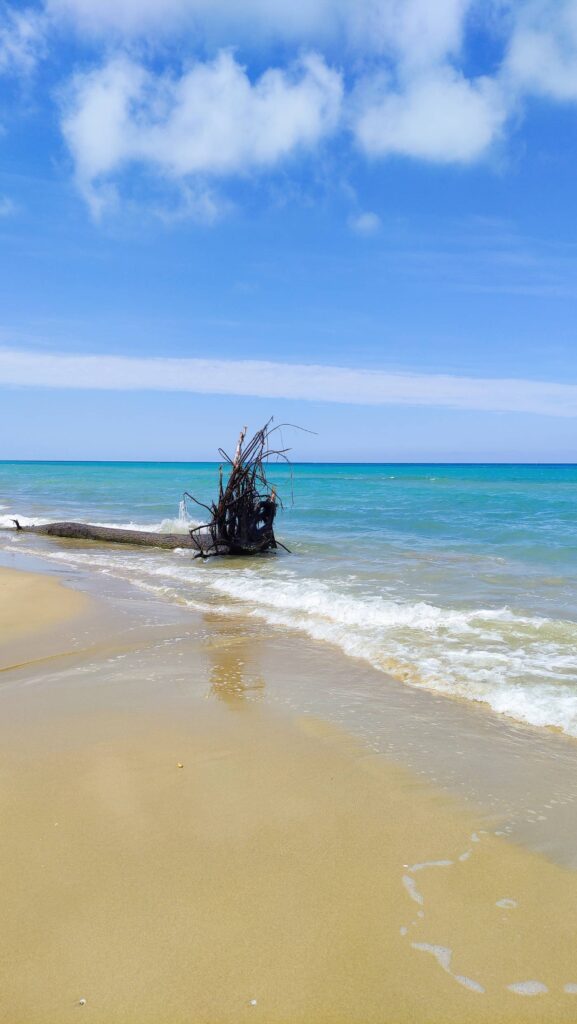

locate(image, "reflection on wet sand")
(205, 617), (266, 707)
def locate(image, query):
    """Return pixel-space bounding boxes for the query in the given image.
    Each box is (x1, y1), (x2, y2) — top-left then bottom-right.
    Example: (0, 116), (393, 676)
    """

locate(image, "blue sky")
(1, 0), (577, 460)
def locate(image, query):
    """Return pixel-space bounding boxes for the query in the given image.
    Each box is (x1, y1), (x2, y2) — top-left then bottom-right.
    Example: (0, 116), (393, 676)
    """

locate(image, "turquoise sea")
(1, 461), (577, 736)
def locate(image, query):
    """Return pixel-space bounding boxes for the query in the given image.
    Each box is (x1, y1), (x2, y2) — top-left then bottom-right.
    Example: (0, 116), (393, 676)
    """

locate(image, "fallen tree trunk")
(11, 520), (196, 550)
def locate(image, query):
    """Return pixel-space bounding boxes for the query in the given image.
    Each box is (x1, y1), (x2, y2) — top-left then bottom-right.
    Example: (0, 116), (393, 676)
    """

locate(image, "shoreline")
(4, 507), (577, 743)
(4, 548), (577, 866)
(2, 562), (577, 1020)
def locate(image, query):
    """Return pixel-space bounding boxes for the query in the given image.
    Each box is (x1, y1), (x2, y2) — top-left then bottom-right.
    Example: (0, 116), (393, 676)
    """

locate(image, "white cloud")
(506, 0), (577, 101)
(2, 347), (577, 418)
(47, 0), (474, 64)
(0, 6), (44, 74)
(5, 0), (577, 217)
(151, 183), (227, 225)
(354, 66), (507, 163)
(347, 0), (473, 70)
(61, 51), (343, 216)
(348, 211), (381, 235)
(47, 0), (577, 214)
(47, 0), (334, 40)
(0, 195), (16, 216)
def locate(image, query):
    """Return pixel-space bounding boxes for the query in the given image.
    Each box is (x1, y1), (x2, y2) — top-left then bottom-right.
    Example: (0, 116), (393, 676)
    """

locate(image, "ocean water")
(1, 460), (577, 737)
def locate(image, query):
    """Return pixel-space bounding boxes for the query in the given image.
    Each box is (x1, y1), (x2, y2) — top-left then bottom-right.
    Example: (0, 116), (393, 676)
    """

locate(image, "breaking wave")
(0, 513), (199, 533)
(206, 570), (577, 736)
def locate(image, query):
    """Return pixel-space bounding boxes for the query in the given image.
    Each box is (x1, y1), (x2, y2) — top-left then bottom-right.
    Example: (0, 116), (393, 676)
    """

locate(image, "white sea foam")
(411, 943), (452, 972)
(207, 572), (557, 638)
(91, 518), (199, 534)
(0, 513), (51, 529)
(410, 944), (485, 994)
(402, 876), (424, 905)
(409, 860), (453, 873)
(454, 975), (485, 993)
(0, 513), (200, 533)
(203, 570), (577, 734)
(507, 981), (548, 996)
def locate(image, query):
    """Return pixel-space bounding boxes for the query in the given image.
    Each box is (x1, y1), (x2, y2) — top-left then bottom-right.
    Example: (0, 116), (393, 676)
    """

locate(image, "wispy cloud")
(348, 211), (381, 235)
(2, 347), (577, 417)
(0, 7), (45, 75)
(0, 195), (16, 217)
(368, 216), (577, 298)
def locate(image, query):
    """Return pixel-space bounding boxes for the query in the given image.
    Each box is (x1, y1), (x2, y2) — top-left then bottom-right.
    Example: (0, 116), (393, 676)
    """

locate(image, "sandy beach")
(4, 0), (577, 1016)
(1, 562), (577, 1023)
(0, 564), (95, 677)
(0, 565), (87, 648)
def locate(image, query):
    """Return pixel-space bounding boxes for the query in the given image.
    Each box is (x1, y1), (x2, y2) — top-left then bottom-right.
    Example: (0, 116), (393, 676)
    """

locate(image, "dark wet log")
(11, 520), (197, 550)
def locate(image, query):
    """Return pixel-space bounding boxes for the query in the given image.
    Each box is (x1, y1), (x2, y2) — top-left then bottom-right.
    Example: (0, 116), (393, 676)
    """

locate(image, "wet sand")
(2, 567), (577, 1022)
(0, 566), (87, 650)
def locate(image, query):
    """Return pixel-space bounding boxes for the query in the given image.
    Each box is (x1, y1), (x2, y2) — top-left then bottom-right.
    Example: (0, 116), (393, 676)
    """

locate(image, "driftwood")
(11, 520), (197, 549)
(184, 420), (290, 557)
(9, 421), (296, 558)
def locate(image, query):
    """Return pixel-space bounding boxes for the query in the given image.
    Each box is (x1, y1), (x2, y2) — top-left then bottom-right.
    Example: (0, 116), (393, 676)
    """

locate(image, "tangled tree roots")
(183, 420), (292, 558)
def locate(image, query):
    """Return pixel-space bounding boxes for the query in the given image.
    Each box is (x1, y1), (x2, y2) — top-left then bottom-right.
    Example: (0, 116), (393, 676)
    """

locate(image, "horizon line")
(2, 459), (576, 467)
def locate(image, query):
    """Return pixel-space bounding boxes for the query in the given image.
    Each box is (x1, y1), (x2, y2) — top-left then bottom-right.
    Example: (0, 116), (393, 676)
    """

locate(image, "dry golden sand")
(1, 569), (577, 1022)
